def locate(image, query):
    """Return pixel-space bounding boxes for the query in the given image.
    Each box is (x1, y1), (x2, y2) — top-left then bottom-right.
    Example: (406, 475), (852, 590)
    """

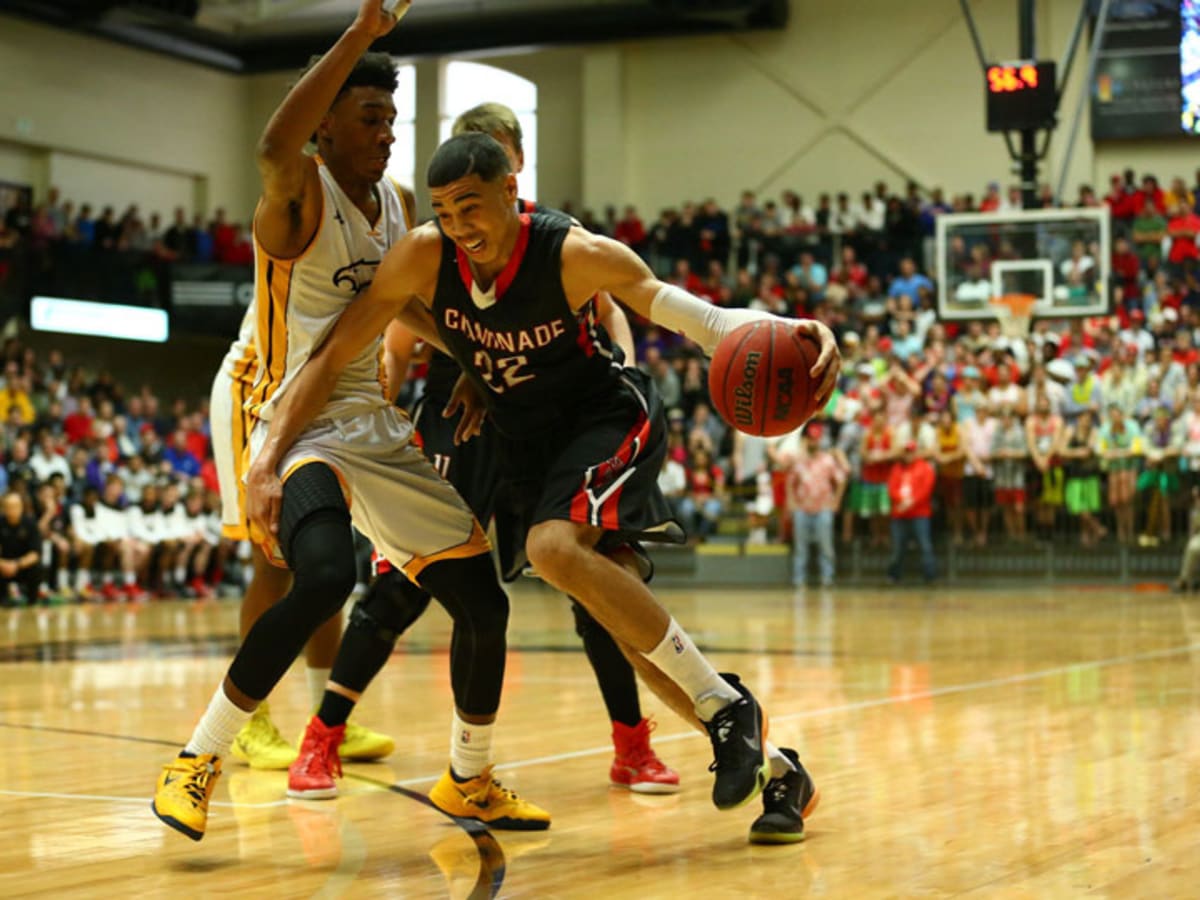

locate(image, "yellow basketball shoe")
(429, 766), (551, 831)
(231, 702), (297, 770)
(338, 720), (395, 762)
(151, 752), (222, 841)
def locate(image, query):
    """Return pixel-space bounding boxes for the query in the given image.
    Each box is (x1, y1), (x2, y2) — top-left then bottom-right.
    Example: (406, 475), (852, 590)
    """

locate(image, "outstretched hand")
(355, 0), (409, 39)
(795, 319), (842, 411)
(444, 373), (488, 445)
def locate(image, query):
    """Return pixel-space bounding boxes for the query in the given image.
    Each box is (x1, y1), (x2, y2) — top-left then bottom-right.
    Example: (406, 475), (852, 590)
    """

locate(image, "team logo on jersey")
(332, 258), (381, 295)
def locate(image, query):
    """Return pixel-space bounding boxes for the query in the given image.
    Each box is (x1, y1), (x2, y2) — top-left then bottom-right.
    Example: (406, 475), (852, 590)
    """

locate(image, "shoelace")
(464, 767), (518, 805)
(298, 732), (342, 779)
(164, 761), (214, 807)
(706, 705), (741, 772)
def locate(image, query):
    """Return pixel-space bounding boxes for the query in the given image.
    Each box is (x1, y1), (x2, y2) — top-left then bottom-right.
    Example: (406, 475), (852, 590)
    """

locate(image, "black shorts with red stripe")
(491, 367), (684, 581)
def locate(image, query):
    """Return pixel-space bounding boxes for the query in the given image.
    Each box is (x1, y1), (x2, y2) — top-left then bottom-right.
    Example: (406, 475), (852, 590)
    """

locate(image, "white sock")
(74, 569), (90, 591)
(57, 569), (69, 590)
(307, 667), (331, 710)
(767, 742), (795, 779)
(184, 685), (253, 758)
(174, 565), (187, 583)
(123, 571), (136, 586)
(644, 617), (741, 720)
(449, 712), (493, 779)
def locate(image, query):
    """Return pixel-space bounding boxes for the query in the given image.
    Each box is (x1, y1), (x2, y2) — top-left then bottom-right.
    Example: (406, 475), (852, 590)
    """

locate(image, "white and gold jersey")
(248, 161), (411, 423)
(219, 304), (259, 389)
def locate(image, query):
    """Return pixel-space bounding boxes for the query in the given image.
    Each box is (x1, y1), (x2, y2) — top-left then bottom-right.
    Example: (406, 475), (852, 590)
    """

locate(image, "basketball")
(708, 319), (822, 437)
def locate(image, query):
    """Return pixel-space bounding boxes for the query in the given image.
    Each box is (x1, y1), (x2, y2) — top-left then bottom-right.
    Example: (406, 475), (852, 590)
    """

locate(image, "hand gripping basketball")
(708, 318), (841, 437)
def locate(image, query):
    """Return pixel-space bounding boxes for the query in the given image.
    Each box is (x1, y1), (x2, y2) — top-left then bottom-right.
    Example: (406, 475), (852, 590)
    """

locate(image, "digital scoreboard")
(985, 60), (1057, 132)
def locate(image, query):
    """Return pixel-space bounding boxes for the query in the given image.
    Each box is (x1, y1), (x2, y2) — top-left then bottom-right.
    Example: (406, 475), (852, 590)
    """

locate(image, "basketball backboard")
(936, 207), (1111, 322)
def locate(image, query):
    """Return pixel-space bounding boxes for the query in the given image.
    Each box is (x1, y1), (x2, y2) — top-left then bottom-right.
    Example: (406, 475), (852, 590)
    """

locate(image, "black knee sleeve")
(350, 570), (431, 641)
(418, 554), (510, 717)
(279, 463), (349, 566)
(329, 572), (429, 695)
(570, 599), (641, 727)
(228, 468), (355, 701)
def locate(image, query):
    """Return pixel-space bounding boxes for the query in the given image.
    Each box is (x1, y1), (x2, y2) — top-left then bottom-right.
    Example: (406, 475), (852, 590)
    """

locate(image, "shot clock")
(985, 60), (1057, 132)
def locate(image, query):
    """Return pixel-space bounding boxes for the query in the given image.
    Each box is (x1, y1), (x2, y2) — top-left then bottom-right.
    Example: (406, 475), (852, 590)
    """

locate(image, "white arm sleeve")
(648, 284), (774, 356)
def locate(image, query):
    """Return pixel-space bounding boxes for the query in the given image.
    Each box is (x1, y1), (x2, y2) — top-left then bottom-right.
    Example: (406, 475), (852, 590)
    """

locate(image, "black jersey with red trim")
(425, 198), (551, 403)
(432, 211), (622, 438)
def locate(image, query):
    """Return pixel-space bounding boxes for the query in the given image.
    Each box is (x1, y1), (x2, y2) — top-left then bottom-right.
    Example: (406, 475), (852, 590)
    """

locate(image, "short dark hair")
(427, 133), (512, 189)
(299, 51), (398, 99)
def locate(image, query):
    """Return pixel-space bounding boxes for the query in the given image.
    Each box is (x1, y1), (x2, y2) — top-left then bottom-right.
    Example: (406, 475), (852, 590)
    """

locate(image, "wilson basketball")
(708, 320), (822, 437)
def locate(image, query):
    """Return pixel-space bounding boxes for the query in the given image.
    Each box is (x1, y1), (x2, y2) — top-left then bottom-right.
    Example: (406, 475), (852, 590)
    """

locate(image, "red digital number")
(988, 64), (1040, 93)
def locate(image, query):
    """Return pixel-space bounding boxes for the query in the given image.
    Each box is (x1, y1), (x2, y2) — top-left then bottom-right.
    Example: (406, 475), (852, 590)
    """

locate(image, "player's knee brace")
(278, 463), (350, 565)
(283, 509), (357, 631)
(349, 570), (431, 644)
(227, 506), (355, 701)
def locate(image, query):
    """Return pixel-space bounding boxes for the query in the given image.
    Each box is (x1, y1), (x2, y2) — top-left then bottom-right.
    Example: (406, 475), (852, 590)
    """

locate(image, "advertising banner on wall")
(1091, 0), (1183, 139)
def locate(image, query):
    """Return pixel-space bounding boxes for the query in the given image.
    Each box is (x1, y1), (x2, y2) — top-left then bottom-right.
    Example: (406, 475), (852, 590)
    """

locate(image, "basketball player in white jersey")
(208, 301), (394, 770)
(153, 0), (549, 841)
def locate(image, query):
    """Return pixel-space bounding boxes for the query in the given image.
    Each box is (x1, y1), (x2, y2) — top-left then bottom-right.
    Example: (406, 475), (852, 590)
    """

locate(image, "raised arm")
(254, 1), (405, 258)
(561, 228), (841, 405)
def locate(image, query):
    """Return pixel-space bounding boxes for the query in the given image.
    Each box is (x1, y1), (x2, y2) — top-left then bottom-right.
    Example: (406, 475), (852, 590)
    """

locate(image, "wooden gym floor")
(0, 582), (1197, 899)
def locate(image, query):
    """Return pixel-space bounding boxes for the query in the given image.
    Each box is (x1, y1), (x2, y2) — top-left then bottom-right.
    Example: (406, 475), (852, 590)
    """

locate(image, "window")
(440, 61), (538, 200)
(385, 63), (417, 192)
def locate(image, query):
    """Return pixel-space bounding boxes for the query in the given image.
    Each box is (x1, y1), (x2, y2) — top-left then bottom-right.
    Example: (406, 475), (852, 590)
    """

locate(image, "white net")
(990, 295), (1036, 339)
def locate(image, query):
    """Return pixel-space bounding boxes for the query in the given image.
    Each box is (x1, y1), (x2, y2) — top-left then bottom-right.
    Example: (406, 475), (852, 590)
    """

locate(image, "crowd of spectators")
(0, 189), (256, 310)
(564, 169), (1200, 586)
(0, 189), (254, 266)
(0, 336), (222, 606)
(5, 165), (1200, 596)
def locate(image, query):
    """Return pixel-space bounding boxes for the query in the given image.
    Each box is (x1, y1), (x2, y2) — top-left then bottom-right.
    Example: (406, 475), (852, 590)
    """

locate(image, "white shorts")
(210, 366), (256, 539)
(249, 405), (488, 578)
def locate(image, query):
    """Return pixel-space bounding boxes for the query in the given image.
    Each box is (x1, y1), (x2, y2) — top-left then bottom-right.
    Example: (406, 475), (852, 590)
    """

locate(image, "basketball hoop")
(990, 293), (1037, 340)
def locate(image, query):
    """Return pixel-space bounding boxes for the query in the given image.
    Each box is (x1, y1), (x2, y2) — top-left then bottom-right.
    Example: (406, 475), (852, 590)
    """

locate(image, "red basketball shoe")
(610, 718), (680, 794)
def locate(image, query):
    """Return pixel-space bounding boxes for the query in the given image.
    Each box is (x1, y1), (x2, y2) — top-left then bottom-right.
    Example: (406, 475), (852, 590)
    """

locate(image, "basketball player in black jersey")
(248, 133), (838, 843)
(364, 103), (680, 793)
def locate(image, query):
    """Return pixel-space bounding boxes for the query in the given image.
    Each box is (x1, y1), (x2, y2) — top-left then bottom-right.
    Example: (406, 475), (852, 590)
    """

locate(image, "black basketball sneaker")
(748, 747), (820, 844)
(703, 673), (770, 810)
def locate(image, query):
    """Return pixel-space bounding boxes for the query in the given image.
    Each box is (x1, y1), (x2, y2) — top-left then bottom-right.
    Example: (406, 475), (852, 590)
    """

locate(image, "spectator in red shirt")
(1105, 173), (1138, 223)
(613, 205), (646, 254)
(668, 259), (704, 296)
(183, 412), (209, 462)
(886, 440), (937, 583)
(831, 245), (869, 289)
(1111, 235), (1141, 299)
(63, 397), (94, 445)
(1165, 204), (1200, 271)
(210, 207), (235, 260)
(221, 224), (254, 266)
(678, 448), (725, 541)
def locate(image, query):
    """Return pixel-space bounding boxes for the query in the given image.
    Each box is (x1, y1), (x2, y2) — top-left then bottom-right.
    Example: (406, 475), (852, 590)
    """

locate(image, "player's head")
(303, 51), (398, 181)
(427, 133), (518, 265)
(451, 102), (525, 174)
